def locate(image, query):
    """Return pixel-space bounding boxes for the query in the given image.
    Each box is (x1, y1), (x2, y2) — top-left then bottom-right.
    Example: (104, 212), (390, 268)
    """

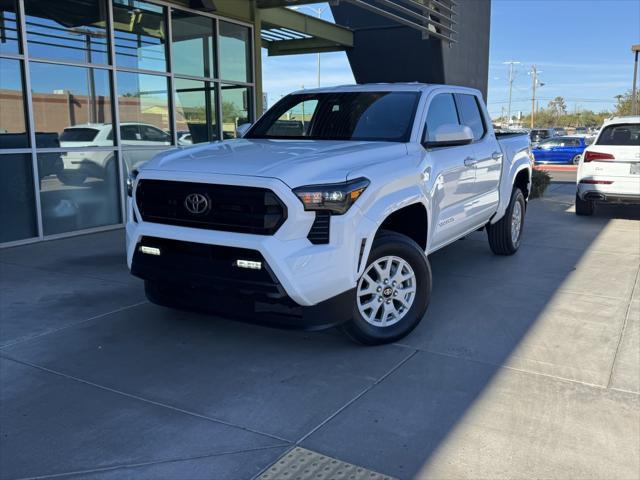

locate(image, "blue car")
(532, 136), (593, 165)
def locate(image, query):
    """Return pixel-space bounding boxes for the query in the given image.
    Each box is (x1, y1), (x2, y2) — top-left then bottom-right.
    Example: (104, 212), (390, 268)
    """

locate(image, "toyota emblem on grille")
(184, 193), (210, 215)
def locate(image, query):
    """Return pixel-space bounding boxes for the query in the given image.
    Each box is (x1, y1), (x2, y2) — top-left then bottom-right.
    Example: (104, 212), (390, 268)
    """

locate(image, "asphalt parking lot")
(1, 183), (639, 480)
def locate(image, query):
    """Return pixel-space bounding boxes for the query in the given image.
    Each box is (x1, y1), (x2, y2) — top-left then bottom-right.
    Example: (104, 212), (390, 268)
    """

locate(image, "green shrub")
(530, 169), (551, 199)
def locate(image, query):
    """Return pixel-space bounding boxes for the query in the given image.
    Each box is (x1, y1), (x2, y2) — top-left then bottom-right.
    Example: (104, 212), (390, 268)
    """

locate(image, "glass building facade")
(0, 0), (255, 245)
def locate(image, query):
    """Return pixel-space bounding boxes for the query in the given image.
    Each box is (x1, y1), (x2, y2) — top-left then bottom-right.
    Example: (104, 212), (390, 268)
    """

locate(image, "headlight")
(127, 169), (139, 197)
(292, 177), (369, 215)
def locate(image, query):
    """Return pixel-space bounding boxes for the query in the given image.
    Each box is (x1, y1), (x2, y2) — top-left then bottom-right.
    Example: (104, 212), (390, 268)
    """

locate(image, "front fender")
(356, 184), (430, 276)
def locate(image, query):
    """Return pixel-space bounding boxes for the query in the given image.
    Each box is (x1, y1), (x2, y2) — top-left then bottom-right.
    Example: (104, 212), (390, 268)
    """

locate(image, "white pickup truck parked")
(127, 84), (532, 345)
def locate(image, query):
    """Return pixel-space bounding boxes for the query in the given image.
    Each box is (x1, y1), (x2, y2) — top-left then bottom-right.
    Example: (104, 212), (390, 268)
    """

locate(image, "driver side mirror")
(235, 123), (252, 138)
(424, 124), (474, 148)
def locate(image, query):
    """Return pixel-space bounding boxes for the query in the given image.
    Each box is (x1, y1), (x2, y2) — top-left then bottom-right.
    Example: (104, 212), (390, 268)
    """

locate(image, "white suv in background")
(576, 116), (640, 215)
(57, 122), (172, 185)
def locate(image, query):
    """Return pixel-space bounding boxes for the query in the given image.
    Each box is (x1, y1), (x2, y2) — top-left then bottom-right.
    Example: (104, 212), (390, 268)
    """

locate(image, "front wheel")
(342, 231), (431, 345)
(487, 187), (526, 255)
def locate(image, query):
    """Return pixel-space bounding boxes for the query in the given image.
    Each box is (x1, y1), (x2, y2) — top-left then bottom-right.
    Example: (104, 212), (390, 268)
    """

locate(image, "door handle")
(464, 157), (478, 167)
(491, 151), (503, 160)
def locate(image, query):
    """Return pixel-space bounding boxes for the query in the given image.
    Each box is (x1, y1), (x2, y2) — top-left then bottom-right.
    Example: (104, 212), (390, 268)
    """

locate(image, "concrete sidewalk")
(1, 183), (639, 480)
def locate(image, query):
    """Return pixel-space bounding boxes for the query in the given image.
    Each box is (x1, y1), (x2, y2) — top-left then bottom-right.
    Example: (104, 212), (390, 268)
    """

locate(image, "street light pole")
(503, 61), (520, 127)
(530, 65), (537, 130)
(293, 5), (326, 88)
(632, 45), (640, 115)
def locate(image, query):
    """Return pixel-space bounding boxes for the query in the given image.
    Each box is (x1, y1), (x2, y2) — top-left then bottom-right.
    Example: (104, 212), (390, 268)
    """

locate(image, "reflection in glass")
(174, 78), (217, 144)
(0, 0), (20, 55)
(219, 21), (250, 83)
(117, 71), (171, 145)
(24, 0), (108, 64)
(29, 62), (113, 148)
(171, 10), (215, 78)
(0, 154), (38, 243)
(221, 85), (250, 139)
(122, 147), (168, 172)
(0, 58), (29, 149)
(113, 0), (166, 72)
(38, 150), (121, 235)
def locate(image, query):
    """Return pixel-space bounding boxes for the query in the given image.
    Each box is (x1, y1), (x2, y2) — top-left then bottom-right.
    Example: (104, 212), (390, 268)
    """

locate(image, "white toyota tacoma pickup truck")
(127, 84), (532, 344)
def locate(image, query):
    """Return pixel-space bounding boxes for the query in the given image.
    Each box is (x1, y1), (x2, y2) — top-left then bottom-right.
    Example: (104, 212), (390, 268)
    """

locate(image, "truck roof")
(604, 116), (640, 125)
(290, 82), (482, 97)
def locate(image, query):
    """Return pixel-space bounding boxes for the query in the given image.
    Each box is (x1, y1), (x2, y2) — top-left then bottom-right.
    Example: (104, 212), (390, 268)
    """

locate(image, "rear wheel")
(572, 154), (581, 165)
(575, 192), (594, 216)
(487, 187), (526, 255)
(343, 231), (431, 345)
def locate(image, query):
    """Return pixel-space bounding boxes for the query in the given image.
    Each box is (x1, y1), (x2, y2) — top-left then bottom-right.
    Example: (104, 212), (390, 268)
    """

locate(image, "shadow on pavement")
(0, 184), (638, 479)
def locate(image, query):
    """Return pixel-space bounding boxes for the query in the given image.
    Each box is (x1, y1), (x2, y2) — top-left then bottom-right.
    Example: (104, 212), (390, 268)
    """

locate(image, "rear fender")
(492, 149), (532, 224)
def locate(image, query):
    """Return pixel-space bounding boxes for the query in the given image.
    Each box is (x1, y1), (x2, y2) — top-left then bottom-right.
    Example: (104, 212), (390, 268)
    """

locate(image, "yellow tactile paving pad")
(258, 447), (396, 480)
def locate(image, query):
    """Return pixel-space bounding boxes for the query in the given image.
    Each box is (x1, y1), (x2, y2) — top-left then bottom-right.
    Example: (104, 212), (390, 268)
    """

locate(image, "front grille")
(132, 236), (283, 296)
(135, 180), (287, 235)
(307, 211), (331, 244)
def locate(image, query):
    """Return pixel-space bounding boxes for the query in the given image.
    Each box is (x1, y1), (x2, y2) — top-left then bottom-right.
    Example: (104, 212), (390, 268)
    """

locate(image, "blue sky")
(262, 0), (640, 117)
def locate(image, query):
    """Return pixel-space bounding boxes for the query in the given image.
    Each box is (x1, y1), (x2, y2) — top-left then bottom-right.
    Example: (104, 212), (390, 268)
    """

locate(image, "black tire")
(572, 154), (581, 165)
(575, 192), (594, 216)
(342, 231), (431, 345)
(487, 187), (526, 255)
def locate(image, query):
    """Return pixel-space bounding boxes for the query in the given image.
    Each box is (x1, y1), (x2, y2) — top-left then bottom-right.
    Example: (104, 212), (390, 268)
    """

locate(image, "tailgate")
(584, 146), (640, 178)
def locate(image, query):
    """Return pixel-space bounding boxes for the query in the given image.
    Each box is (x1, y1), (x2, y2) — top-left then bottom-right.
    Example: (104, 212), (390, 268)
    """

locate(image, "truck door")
(422, 93), (479, 249)
(455, 93), (501, 223)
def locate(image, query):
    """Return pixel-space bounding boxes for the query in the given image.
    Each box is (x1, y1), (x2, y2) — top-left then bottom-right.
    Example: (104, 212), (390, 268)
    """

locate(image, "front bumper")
(131, 236), (355, 329)
(126, 170), (377, 307)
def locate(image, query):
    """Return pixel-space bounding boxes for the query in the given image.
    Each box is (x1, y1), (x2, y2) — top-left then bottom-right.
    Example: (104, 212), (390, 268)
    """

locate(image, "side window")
(455, 94), (486, 141)
(143, 125), (169, 143)
(425, 93), (459, 143)
(120, 125), (141, 141)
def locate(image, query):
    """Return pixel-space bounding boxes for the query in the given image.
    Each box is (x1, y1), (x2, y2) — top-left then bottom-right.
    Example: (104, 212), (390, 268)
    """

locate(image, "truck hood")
(139, 139), (408, 187)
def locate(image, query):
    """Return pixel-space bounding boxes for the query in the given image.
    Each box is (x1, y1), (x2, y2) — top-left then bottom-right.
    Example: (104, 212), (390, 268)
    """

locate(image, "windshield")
(596, 124), (640, 146)
(60, 128), (99, 142)
(530, 130), (550, 141)
(246, 91), (420, 142)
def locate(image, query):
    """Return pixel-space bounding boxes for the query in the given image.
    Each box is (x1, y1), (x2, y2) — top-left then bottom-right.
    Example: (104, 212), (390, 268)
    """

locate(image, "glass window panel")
(219, 21), (250, 83)
(38, 150), (121, 235)
(29, 62), (113, 148)
(425, 93), (459, 142)
(175, 78), (218, 144)
(171, 10), (215, 78)
(0, 58), (29, 149)
(221, 85), (250, 139)
(113, 0), (166, 72)
(117, 71), (171, 145)
(0, 153), (38, 243)
(24, 0), (109, 64)
(0, 0), (21, 55)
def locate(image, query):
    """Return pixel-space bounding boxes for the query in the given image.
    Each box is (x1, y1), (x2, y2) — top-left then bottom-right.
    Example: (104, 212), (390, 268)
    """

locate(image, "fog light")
(140, 246), (161, 256)
(236, 259), (262, 270)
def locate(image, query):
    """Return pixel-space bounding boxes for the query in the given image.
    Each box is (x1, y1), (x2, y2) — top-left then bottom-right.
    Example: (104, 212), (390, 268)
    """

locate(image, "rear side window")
(597, 124), (640, 146)
(60, 128), (99, 142)
(454, 94), (486, 141)
(425, 93), (459, 142)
